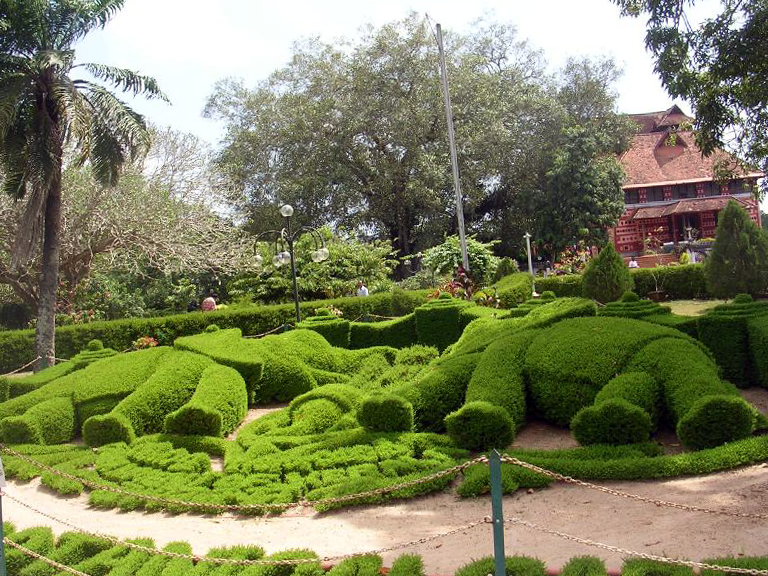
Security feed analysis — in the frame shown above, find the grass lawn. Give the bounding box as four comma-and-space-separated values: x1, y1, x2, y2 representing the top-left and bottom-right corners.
666, 299, 725, 316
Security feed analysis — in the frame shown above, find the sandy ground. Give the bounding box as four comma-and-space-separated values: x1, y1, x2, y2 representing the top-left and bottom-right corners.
5, 391, 768, 575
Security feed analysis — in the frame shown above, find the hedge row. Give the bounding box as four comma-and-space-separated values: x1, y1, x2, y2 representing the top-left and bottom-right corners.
0, 290, 428, 373
533, 264, 708, 299
495, 273, 534, 308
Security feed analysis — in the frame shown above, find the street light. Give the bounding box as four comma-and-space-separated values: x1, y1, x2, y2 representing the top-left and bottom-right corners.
253, 204, 329, 323
523, 232, 537, 297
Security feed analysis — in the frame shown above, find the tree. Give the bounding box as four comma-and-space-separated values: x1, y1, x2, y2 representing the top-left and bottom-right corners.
705, 200, 768, 298
613, 0, 768, 196
0, 0, 165, 368
582, 243, 634, 303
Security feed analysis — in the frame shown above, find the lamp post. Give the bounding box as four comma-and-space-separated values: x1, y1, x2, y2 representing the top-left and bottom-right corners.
253, 204, 329, 323
523, 232, 537, 297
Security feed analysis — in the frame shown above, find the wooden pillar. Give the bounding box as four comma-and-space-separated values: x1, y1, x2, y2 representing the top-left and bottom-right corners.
639, 188, 647, 203
663, 186, 673, 201
695, 182, 705, 198
671, 215, 678, 244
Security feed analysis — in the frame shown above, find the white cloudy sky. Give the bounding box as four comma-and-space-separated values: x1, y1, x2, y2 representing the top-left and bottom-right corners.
74, 0, 721, 145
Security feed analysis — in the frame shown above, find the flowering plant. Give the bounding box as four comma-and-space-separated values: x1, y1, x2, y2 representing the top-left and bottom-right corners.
132, 336, 159, 349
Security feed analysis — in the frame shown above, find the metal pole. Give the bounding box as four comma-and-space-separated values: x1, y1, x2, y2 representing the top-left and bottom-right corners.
436, 23, 469, 272
524, 232, 536, 296
286, 217, 301, 324
0, 455, 7, 576
489, 450, 506, 576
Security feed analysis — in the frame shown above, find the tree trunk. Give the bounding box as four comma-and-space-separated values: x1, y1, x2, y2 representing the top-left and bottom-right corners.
34, 173, 62, 371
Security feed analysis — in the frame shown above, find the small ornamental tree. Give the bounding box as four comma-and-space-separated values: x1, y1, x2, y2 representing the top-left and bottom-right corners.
706, 200, 768, 298
582, 243, 633, 303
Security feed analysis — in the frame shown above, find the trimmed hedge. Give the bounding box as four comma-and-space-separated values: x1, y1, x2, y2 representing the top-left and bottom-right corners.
348, 314, 417, 349
0, 395, 75, 445
535, 274, 583, 297
357, 394, 414, 432
444, 401, 515, 451
496, 273, 534, 308
0, 290, 427, 373
643, 313, 698, 338
163, 364, 248, 437
0, 360, 76, 401
748, 314, 768, 388
82, 350, 213, 446
561, 557, 608, 576
296, 316, 350, 348
598, 298, 671, 319
697, 297, 768, 387
389, 554, 426, 576
570, 398, 653, 446
455, 555, 546, 576
627, 337, 756, 449
414, 298, 471, 352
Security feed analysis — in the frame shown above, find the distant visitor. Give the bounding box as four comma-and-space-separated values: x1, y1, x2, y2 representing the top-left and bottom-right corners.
201, 292, 218, 312
356, 281, 369, 297
628, 257, 639, 268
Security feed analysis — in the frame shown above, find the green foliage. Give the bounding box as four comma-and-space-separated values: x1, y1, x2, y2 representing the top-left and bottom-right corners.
643, 313, 699, 338
621, 558, 694, 576
677, 395, 756, 450
348, 314, 417, 349
164, 364, 248, 436
4, 527, 55, 574
357, 395, 414, 432
422, 235, 500, 285
631, 264, 708, 299
594, 372, 661, 426
705, 201, 768, 298
414, 298, 470, 352
455, 555, 546, 576
296, 316, 351, 348
535, 274, 584, 296
0, 396, 75, 444
444, 401, 515, 451
327, 554, 382, 576
1, 360, 77, 401
598, 298, 671, 319
748, 315, 768, 388
571, 398, 653, 446
700, 556, 768, 576
582, 243, 633, 303
389, 554, 426, 576
496, 273, 534, 308
561, 556, 608, 576
0, 290, 427, 374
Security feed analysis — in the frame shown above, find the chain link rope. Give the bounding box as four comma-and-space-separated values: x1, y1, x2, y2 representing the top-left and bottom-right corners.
1, 488, 488, 566
0, 445, 485, 513
504, 516, 768, 576
499, 454, 768, 521
4, 538, 93, 576
243, 323, 293, 339
0, 356, 42, 377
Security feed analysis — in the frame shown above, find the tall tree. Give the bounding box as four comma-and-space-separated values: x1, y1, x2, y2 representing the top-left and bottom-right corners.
613, 0, 768, 196
0, 0, 166, 368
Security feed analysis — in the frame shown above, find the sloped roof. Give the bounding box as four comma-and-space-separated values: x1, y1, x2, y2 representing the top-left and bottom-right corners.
630, 196, 752, 220
620, 131, 762, 188
629, 105, 692, 134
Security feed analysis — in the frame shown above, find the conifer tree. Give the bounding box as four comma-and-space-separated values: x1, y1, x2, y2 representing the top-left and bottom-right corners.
706, 201, 768, 298
582, 243, 633, 303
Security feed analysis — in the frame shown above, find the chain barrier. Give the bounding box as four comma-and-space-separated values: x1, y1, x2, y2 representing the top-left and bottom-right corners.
0, 356, 42, 377
0, 445, 486, 513
243, 323, 294, 339
504, 516, 768, 576
499, 454, 768, 521
1, 488, 488, 566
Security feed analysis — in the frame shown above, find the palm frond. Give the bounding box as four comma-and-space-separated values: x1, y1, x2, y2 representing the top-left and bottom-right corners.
88, 119, 124, 187
82, 82, 152, 154
0, 73, 30, 137
31, 49, 75, 73
49, 77, 91, 148
61, 0, 126, 46
9, 185, 46, 272
78, 63, 169, 101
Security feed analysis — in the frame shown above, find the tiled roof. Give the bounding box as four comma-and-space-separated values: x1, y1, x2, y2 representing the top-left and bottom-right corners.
619, 131, 761, 188
628, 105, 692, 134
630, 196, 752, 220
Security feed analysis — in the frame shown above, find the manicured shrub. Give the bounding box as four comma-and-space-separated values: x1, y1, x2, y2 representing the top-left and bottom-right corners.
327, 554, 382, 575
82, 412, 136, 446
83, 351, 213, 446
582, 243, 633, 303
465, 330, 538, 429
414, 298, 470, 352
631, 264, 708, 299
401, 352, 482, 432
561, 556, 608, 576
627, 337, 756, 449
357, 394, 414, 432
598, 299, 671, 319
571, 398, 653, 446
643, 314, 698, 338
389, 554, 426, 576
348, 314, 417, 349
455, 555, 546, 576
748, 315, 768, 388
496, 273, 534, 308
0, 396, 75, 445
70, 339, 117, 370
621, 558, 694, 576
700, 556, 768, 576
594, 372, 661, 426
444, 401, 515, 451
288, 384, 364, 416
535, 274, 584, 297
296, 316, 351, 348
5, 527, 55, 574
164, 364, 248, 436
394, 345, 439, 366
705, 200, 768, 298
1, 360, 77, 401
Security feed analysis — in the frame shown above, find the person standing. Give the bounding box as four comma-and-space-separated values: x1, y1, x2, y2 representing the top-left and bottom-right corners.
628, 257, 639, 269
201, 292, 218, 312
356, 281, 369, 297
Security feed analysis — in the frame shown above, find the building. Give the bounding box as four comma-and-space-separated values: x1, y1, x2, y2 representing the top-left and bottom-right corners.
609, 105, 763, 256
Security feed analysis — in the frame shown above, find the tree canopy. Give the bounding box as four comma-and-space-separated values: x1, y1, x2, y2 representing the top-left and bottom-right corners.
613, 0, 768, 196
205, 14, 633, 274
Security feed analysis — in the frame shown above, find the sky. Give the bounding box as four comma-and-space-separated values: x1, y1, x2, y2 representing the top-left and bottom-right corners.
73, 0, 720, 146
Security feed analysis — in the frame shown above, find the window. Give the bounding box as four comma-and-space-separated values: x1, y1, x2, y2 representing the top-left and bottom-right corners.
625, 190, 639, 204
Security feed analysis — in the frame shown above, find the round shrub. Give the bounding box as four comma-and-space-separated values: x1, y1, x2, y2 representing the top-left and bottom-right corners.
570, 399, 653, 446
291, 399, 344, 434
540, 291, 556, 301
677, 395, 755, 450
82, 413, 135, 446
438, 292, 453, 299
594, 371, 661, 426
621, 291, 640, 302
444, 401, 515, 451
86, 339, 104, 351
394, 345, 439, 366
204, 324, 220, 332
734, 293, 754, 304
455, 555, 545, 576
582, 243, 633, 303
357, 394, 414, 432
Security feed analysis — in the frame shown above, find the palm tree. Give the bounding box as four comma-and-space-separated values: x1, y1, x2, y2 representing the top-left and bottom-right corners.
0, 0, 166, 369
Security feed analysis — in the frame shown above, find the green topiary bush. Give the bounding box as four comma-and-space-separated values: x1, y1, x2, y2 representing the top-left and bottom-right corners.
296, 316, 351, 348
705, 200, 768, 298
570, 398, 653, 446
389, 554, 426, 576
496, 273, 534, 308
677, 395, 756, 450
582, 243, 633, 303
455, 555, 546, 576
357, 394, 414, 432
561, 556, 608, 576
414, 298, 471, 352
0, 396, 75, 445
621, 558, 694, 576
348, 314, 417, 349
594, 371, 661, 426
327, 553, 382, 576
444, 401, 515, 451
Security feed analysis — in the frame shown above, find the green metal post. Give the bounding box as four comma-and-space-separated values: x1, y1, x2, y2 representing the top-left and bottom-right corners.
489, 450, 506, 576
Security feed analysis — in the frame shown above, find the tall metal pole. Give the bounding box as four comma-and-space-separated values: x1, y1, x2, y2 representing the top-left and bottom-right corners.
436, 23, 470, 272
286, 217, 301, 324
0, 455, 7, 576
524, 232, 536, 296
489, 450, 506, 576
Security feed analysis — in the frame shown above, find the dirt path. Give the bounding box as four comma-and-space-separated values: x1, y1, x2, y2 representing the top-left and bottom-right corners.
5, 394, 768, 575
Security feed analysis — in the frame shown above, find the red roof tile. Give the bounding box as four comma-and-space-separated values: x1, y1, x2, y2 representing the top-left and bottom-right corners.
630, 196, 753, 220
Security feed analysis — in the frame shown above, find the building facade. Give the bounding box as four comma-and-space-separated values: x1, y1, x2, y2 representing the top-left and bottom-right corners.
609, 105, 762, 256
